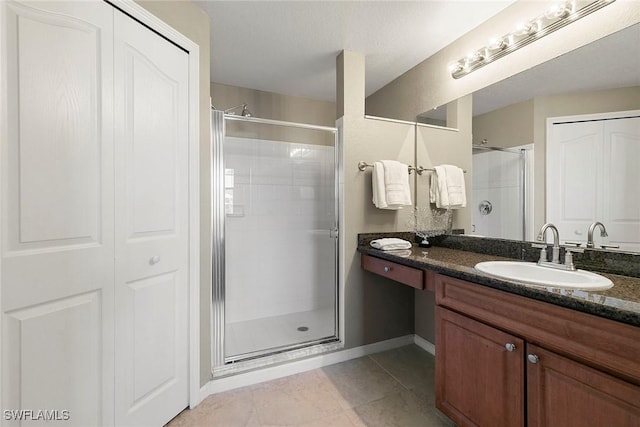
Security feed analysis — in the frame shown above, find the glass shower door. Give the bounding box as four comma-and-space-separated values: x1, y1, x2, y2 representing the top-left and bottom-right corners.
471, 146, 527, 240
213, 113, 339, 364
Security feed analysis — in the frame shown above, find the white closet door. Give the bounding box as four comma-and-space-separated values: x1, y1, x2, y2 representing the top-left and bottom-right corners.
113, 10, 189, 427
547, 121, 603, 245
1, 1, 114, 426
602, 117, 640, 252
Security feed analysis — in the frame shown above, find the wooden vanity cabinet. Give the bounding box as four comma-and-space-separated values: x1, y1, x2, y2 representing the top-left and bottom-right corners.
436, 307, 524, 426
435, 273, 640, 427
527, 344, 640, 426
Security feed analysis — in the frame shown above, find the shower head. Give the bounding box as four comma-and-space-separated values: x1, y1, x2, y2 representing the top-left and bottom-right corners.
224, 103, 252, 117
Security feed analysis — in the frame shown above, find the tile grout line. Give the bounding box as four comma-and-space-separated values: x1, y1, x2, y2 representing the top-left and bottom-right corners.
365, 354, 414, 394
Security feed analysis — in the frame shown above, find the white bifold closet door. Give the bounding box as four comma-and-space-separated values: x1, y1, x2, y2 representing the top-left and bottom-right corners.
2, 2, 116, 426
113, 9, 189, 427
1, 1, 189, 426
547, 115, 640, 251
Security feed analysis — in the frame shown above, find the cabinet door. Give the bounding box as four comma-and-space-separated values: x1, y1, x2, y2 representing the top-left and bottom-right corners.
113, 9, 189, 427
527, 344, 640, 427
1, 2, 115, 425
436, 307, 524, 427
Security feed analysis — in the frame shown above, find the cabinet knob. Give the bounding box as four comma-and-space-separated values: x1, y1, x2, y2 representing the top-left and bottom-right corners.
383, 266, 391, 272
505, 343, 516, 352
527, 354, 540, 364
150, 255, 161, 265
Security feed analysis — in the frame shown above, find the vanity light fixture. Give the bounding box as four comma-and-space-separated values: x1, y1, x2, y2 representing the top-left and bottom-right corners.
449, 0, 615, 79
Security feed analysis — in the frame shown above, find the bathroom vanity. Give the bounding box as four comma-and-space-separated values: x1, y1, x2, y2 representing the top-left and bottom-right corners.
359, 244, 640, 426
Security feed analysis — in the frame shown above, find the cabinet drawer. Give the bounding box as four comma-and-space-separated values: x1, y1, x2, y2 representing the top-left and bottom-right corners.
435, 273, 640, 385
361, 254, 424, 290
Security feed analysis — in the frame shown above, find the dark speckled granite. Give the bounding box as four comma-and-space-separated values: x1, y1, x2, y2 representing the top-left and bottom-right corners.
368, 232, 640, 278
358, 236, 640, 328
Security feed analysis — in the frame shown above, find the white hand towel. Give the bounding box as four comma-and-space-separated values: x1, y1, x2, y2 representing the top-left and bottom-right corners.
431, 166, 449, 208
381, 160, 412, 208
370, 238, 412, 251
372, 162, 390, 209
442, 165, 466, 208
430, 165, 466, 209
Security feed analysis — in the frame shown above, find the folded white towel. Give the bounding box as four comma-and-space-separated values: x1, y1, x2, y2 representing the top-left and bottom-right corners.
430, 165, 466, 209
372, 162, 395, 210
382, 160, 412, 208
370, 238, 412, 251
371, 160, 412, 210
385, 249, 412, 257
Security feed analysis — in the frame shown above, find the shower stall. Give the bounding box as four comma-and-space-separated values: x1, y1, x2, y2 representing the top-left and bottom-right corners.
471, 145, 532, 241
211, 110, 340, 371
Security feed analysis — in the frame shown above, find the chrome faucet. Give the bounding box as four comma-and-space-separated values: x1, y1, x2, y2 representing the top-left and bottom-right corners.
586, 222, 608, 248
537, 223, 560, 264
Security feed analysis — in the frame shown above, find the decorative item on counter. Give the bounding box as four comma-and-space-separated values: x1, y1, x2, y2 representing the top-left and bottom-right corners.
407, 206, 453, 247
369, 238, 412, 251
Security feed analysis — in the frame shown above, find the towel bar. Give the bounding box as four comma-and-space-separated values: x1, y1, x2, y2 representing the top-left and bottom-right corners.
358, 161, 423, 175
357, 161, 466, 175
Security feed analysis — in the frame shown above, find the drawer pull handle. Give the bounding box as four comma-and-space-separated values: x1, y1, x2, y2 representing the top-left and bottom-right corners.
150, 255, 161, 265
505, 343, 516, 352
384, 266, 391, 272
527, 354, 540, 364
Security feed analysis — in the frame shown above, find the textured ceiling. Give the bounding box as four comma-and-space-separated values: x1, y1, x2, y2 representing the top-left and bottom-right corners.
196, 1, 517, 102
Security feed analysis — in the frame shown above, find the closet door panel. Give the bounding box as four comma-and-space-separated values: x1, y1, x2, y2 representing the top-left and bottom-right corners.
547, 121, 602, 245
603, 117, 640, 252
1, 1, 114, 425
114, 9, 189, 427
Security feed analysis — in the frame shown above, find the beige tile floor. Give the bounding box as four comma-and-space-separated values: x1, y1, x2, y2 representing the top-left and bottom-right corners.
166, 345, 455, 427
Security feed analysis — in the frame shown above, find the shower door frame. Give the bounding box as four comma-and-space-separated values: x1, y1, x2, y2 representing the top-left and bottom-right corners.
210, 110, 341, 372
471, 145, 530, 241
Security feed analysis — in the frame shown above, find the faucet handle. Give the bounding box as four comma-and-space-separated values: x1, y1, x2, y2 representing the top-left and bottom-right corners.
531, 243, 548, 263
564, 247, 584, 254
564, 241, 582, 247
601, 244, 619, 249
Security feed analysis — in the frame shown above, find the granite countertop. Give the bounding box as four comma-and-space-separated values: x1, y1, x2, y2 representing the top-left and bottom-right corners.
358, 244, 640, 328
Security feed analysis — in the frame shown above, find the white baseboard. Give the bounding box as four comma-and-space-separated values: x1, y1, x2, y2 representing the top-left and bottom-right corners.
197, 334, 415, 404
413, 334, 436, 356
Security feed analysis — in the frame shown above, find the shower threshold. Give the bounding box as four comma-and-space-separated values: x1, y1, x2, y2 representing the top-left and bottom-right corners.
224, 308, 336, 363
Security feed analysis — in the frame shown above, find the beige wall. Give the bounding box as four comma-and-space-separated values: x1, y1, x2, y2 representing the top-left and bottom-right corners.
473, 99, 534, 148
211, 82, 335, 127
134, 0, 212, 387
211, 83, 336, 146
366, 0, 640, 121
338, 51, 416, 346
413, 95, 472, 343
338, 51, 473, 346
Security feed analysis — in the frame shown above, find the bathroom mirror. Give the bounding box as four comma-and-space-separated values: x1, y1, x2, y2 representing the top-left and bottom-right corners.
443, 24, 640, 252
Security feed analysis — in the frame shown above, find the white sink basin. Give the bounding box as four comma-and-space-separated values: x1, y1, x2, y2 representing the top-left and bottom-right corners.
474, 261, 613, 290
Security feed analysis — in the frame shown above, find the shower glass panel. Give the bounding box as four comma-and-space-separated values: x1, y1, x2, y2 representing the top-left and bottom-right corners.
471, 146, 527, 240
214, 113, 339, 364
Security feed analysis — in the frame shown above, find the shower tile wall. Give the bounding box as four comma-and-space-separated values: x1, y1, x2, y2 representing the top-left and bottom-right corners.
471, 150, 523, 240
224, 137, 335, 326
